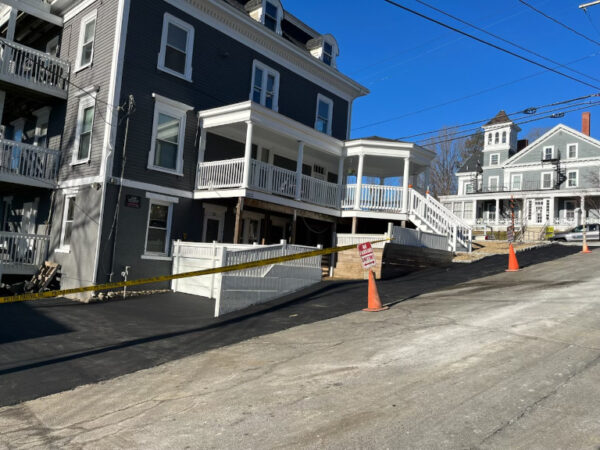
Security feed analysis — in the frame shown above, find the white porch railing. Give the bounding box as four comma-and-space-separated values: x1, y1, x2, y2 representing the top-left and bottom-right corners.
196, 157, 245, 189
0, 38, 70, 98
0, 138, 60, 184
250, 159, 297, 198
409, 190, 472, 252
0, 232, 49, 270
300, 175, 338, 208
341, 184, 404, 212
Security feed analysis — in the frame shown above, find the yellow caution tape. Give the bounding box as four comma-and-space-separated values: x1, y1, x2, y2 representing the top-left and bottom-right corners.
0, 239, 390, 304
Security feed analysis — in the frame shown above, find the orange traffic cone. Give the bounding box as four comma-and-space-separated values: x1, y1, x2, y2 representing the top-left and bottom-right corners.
363, 270, 389, 312
506, 243, 520, 272
582, 241, 592, 254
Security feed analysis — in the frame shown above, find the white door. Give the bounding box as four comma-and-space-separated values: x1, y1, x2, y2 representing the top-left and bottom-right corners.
564, 200, 576, 222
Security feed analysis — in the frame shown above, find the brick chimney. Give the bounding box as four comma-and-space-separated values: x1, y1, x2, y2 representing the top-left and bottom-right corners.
582, 111, 591, 136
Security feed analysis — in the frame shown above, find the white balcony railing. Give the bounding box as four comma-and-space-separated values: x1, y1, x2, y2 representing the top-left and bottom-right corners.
196, 157, 245, 189
300, 174, 338, 208
0, 138, 60, 185
341, 184, 404, 212
251, 159, 297, 198
0, 38, 70, 98
0, 232, 49, 271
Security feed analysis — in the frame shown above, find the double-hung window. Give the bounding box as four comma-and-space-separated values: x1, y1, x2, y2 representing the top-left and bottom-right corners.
541, 172, 553, 189
158, 13, 194, 81
250, 61, 279, 111
148, 95, 193, 175
59, 194, 76, 251
511, 174, 522, 191
322, 42, 333, 66
76, 10, 96, 71
264, 1, 279, 32
567, 170, 578, 188
567, 143, 578, 159
489, 153, 499, 166
145, 200, 172, 256
543, 146, 554, 161
315, 94, 333, 135
72, 96, 95, 164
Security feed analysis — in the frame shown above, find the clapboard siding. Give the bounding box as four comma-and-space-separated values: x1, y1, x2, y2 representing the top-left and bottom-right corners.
57, 0, 120, 182
112, 0, 349, 191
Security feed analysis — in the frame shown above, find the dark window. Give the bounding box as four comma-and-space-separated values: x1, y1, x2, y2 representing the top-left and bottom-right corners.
264, 2, 278, 31
165, 23, 188, 74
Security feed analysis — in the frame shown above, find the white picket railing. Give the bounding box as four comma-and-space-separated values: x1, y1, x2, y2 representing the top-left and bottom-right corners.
0, 232, 49, 269
300, 175, 338, 208
335, 233, 390, 249
251, 159, 297, 199
197, 157, 245, 189
0, 138, 60, 184
0, 38, 70, 98
409, 190, 472, 252
341, 184, 356, 209
341, 184, 403, 212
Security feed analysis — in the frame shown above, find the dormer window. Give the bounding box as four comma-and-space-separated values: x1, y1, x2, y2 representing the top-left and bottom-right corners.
307, 34, 339, 68
323, 42, 333, 66
246, 0, 283, 35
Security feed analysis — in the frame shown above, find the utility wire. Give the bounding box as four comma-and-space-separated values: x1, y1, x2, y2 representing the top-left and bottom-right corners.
352, 51, 600, 131
381, 0, 600, 90
583, 8, 600, 38
399, 92, 600, 140
518, 0, 600, 47
415, 0, 600, 83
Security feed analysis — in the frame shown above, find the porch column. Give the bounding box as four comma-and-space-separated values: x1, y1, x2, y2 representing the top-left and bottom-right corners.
0, 91, 5, 128
401, 157, 410, 212
295, 141, 304, 201
549, 196, 555, 225
197, 128, 207, 163
354, 154, 364, 210
241, 121, 253, 189
6, 8, 17, 42
424, 167, 431, 192
473, 199, 477, 224
336, 156, 344, 206
495, 198, 500, 225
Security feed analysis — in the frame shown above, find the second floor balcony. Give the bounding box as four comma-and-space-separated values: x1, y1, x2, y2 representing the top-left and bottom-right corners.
0, 138, 60, 187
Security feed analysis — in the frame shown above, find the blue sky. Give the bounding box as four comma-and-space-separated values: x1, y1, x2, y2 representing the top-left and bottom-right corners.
286, 0, 600, 143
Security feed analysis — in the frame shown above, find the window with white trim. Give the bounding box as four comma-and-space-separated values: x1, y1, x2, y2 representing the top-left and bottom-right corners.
75, 10, 96, 71
541, 172, 553, 189
487, 133, 492, 145
264, 1, 279, 31
315, 94, 333, 135
250, 61, 280, 111
489, 153, 499, 166
488, 176, 499, 191
60, 194, 76, 250
148, 97, 190, 175
145, 200, 173, 255
543, 146, 554, 161
511, 174, 522, 191
72, 96, 95, 164
567, 143, 578, 159
322, 41, 334, 66
567, 170, 578, 188
158, 13, 194, 81
502, 131, 507, 143
494, 132, 499, 144
464, 182, 474, 194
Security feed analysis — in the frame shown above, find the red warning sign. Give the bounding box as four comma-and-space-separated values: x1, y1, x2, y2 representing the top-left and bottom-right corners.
357, 242, 376, 270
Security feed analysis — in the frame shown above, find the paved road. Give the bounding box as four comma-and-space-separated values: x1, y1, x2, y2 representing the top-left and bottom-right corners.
2, 244, 598, 448
0, 245, 577, 409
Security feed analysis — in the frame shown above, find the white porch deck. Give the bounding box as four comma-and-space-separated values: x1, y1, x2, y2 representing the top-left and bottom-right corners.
0, 138, 60, 188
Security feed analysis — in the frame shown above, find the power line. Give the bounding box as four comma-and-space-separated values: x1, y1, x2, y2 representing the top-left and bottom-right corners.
399, 93, 600, 140
583, 8, 600, 38
381, 0, 600, 90
351, 51, 600, 131
420, 101, 600, 148
518, 0, 600, 47
414, 0, 600, 83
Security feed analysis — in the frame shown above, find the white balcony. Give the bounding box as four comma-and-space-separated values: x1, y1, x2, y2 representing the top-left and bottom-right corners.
0, 138, 60, 187
0, 37, 70, 98
0, 231, 49, 275
342, 184, 404, 212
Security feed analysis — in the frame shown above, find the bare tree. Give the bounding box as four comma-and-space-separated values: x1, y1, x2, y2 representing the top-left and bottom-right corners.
425, 128, 467, 197
525, 127, 551, 142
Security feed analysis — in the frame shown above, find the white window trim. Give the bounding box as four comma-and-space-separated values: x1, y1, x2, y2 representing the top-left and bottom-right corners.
249, 60, 280, 112
487, 176, 499, 190
58, 193, 77, 252
541, 171, 554, 189
261, 0, 283, 35
543, 145, 555, 161
148, 96, 192, 176
511, 174, 522, 191
567, 143, 578, 159
566, 169, 579, 188
157, 13, 195, 82
71, 96, 96, 165
74, 10, 97, 72
489, 153, 500, 166
143, 199, 174, 257
202, 203, 226, 242
315, 93, 334, 136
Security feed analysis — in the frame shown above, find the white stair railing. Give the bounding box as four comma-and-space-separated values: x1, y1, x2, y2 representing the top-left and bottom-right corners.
409, 189, 472, 252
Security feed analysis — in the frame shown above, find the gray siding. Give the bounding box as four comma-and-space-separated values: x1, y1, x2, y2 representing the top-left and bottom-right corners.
511, 129, 600, 164
111, 0, 349, 190
57, 0, 120, 182
482, 168, 504, 188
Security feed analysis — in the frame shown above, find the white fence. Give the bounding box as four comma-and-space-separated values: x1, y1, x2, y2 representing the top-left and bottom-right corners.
0, 232, 49, 273
0, 139, 61, 184
0, 37, 70, 98
171, 240, 322, 317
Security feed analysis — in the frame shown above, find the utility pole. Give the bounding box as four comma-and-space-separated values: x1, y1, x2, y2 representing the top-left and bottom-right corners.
579, 1, 600, 9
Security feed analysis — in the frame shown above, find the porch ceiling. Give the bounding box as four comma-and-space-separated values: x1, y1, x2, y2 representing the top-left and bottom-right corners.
345, 154, 427, 178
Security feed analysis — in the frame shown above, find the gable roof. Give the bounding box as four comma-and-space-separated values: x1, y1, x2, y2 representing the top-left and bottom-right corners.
457, 151, 482, 174
485, 110, 512, 126
503, 123, 600, 167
